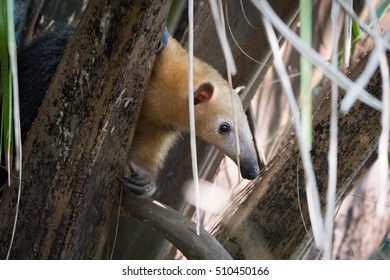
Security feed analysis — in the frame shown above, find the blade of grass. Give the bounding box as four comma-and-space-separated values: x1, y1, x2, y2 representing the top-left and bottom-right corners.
0, 1, 12, 167
300, 0, 313, 151
8, 0, 21, 172
188, 0, 201, 236
0, 0, 13, 181
209, 0, 237, 75
351, 19, 360, 40
219, 0, 241, 183
2, 0, 23, 260
323, 0, 341, 260
343, 0, 352, 68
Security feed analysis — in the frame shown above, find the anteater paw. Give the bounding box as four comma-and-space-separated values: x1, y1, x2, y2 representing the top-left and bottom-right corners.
118, 162, 156, 196
117, 176, 157, 196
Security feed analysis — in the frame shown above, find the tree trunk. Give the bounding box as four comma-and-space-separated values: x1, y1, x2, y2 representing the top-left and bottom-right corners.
0, 0, 171, 259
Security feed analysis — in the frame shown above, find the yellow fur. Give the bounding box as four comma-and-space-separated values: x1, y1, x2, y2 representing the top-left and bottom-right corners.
129, 37, 257, 180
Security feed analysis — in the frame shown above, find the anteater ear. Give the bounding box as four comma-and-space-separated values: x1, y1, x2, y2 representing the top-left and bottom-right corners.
194, 82, 214, 105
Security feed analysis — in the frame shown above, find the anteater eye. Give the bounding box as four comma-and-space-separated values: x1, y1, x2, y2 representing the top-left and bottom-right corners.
219, 123, 231, 135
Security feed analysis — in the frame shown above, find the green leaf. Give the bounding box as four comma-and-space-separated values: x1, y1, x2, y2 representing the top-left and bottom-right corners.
0, 0, 14, 174
351, 19, 360, 40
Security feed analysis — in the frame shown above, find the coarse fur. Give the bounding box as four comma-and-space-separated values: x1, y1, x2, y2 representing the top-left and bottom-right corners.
0, 25, 73, 187
127, 37, 259, 194
14, 0, 31, 46
2, 21, 259, 194
17, 25, 73, 141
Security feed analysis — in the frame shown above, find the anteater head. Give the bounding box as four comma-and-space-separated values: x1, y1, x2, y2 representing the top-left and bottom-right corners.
191, 66, 260, 180
149, 37, 260, 180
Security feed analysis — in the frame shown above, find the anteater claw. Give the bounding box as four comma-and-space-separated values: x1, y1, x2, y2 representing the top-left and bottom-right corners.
118, 161, 156, 196
117, 176, 157, 196
155, 26, 169, 53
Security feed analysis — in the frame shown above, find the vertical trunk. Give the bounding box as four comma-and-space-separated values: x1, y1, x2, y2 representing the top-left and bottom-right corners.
0, 0, 171, 259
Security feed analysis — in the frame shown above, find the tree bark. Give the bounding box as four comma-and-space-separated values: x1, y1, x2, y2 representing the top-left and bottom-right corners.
0, 0, 171, 259
212, 51, 387, 259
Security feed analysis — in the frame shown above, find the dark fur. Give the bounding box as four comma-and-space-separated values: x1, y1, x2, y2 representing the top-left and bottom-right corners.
17, 25, 74, 141
14, 0, 31, 46
1, 5, 73, 186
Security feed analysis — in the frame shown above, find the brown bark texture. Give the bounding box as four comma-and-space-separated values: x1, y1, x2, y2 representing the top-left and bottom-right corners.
0, 0, 171, 259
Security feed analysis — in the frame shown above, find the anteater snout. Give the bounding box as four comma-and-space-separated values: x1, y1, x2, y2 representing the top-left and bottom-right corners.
244, 170, 258, 180
240, 161, 259, 180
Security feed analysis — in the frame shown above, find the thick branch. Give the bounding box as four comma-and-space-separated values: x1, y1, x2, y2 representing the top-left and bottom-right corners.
121, 189, 232, 260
